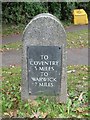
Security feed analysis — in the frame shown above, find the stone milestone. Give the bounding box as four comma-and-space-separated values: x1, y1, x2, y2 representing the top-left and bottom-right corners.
22, 13, 67, 103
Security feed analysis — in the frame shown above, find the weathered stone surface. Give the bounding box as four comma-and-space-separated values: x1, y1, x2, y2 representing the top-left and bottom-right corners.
22, 13, 67, 103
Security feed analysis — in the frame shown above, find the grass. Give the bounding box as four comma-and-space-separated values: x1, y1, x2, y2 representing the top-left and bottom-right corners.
2, 22, 72, 37
67, 29, 88, 48
1, 41, 22, 51
2, 27, 88, 51
1, 65, 89, 118
1, 24, 89, 118
2, 24, 25, 36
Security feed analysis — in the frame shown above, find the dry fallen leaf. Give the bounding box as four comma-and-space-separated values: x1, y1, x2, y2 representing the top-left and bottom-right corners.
6, 48, 9, 50
10, 64, 15, 68
71, 41, 74, 44
76, 107, 83, 113
0, 48, 4, 52
31, 111, 40, 118
41, 112, 48, 118
0, 76, 5, 81
82, 77, 87, 80
29, 100, 38, 107
78, 92, 85, 101
9, 109, 17, 117
4, 112, 10, 117
67, 70, 76, 73
81, 44, 84, 47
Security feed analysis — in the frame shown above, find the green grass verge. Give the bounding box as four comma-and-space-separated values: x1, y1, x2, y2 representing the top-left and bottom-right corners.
2, 24, 25, 36
1, 65, 89, 118
67, 29, 88, 48
2, 22, 72, 36
2, 29, 88, 50
1, 41, 22, 50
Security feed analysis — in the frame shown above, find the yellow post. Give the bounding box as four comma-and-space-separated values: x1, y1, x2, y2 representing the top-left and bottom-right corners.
73, 9, 88, 25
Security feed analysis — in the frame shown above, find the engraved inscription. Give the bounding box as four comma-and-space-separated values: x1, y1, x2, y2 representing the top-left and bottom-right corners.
27, 46, 62, 95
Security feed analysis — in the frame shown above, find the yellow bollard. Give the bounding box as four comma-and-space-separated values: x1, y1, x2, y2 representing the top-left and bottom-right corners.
73, 9, 88, 25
